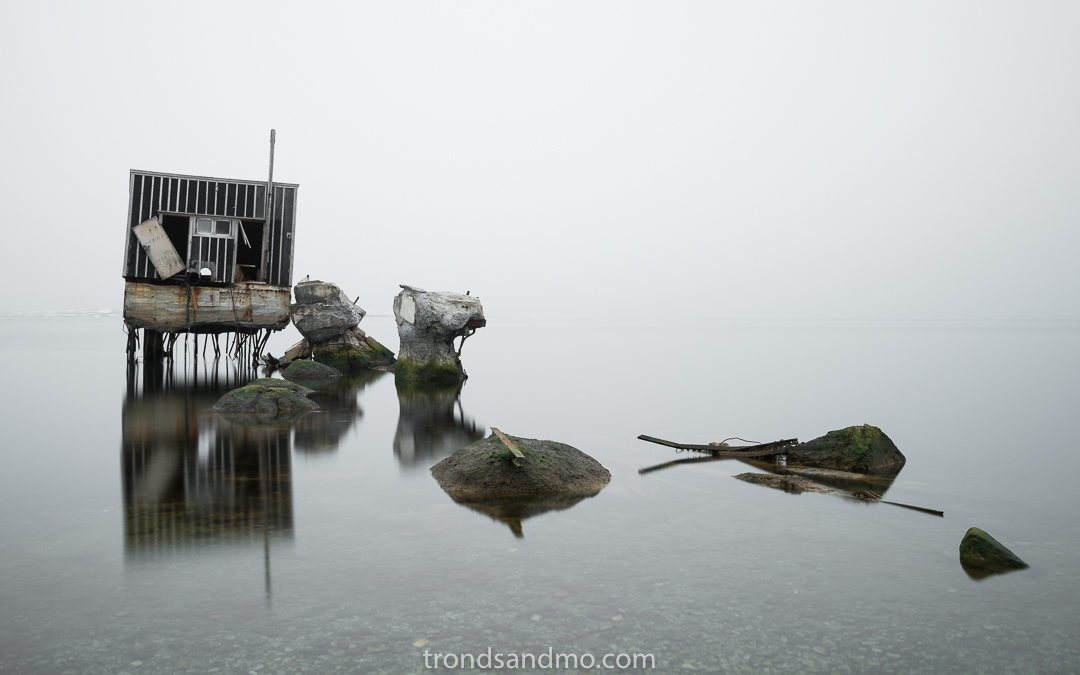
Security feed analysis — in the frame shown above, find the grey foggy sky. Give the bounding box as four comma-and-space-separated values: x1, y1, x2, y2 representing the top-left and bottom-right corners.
2, 1, 1077, 320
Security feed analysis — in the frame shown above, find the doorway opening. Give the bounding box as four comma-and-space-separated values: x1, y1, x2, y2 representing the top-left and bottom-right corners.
235, 220, 266, 282
159, 215, 190, 263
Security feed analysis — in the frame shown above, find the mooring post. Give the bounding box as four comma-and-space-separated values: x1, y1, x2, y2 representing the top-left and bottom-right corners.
142, 329, 165, 362
125, 325, 137, 364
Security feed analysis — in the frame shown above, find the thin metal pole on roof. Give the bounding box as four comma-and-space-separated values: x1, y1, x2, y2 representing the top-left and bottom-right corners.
266, 129, 276, 222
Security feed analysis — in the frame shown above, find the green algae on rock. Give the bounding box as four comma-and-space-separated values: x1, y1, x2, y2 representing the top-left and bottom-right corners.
246, 378, 314, 394
282, 359, 342, 384
393, 285, 485, 384
288, 279, 397, 375
312, 330, 395, 374
959, 527, 1029, 572
394, 357, 466, 385
431, 433, 610, 498
784, 424, 905, 473
212, 384, 319, 416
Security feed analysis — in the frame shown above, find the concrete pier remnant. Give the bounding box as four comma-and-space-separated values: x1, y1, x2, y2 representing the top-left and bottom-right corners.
393, 285, 486, 384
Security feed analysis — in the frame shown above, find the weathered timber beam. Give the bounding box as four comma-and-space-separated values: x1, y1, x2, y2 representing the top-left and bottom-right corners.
637, 435, 799, 455
491, 428, 526, 460
841, 495, 944, 517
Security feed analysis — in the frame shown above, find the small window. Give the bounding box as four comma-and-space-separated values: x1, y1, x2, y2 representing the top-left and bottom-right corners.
192, 217, 235, 238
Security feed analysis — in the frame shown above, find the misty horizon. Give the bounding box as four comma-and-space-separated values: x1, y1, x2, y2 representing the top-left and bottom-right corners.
3, 2, 1077, 321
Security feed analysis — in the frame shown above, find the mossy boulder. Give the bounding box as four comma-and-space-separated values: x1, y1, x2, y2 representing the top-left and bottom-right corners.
246, 378, 314, 394
431, 433, 610, 497
312, 331, 395, 374
784, 425, 905, 473
212, 385, 318, 416
959, 527, 1028, 572
282, 359, 342, 385
394, 357, 465, 385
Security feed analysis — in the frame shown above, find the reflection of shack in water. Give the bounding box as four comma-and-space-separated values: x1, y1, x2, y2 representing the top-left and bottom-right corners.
293, 371, 386, 454
122, 379, 294, 562
393, 381, 484, 467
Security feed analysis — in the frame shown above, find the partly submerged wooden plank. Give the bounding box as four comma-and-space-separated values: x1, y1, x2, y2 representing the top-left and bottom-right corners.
637, 435, 799, 456
123, 281, 290, 332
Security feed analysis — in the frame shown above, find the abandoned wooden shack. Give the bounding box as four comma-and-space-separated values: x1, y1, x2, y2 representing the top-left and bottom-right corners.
122, 168, 299, 361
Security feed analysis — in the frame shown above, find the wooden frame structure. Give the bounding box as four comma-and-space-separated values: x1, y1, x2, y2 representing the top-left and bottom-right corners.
121, 169, 298, 342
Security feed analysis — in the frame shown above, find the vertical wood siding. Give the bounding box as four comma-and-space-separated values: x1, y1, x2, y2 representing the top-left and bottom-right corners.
123, 170, 298, 286
188, 234, 237, 283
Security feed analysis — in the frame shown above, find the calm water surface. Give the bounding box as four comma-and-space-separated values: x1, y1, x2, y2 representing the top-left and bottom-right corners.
0, 316, 1077, 674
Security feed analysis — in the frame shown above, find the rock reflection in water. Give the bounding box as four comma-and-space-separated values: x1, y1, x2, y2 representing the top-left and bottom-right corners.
738, 459, 903, 497
960, 562, 1024, 581
293, 370, 386, 454
447, 492, 602, 538
121, 362, 295, 564
393, 381, 483, 467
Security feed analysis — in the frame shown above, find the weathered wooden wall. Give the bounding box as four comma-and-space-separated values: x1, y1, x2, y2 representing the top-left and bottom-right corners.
123, 281, 290, 333
123, 171, 298, 287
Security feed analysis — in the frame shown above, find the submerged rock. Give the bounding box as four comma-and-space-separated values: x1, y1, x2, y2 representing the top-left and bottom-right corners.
294, 370, 385, 454
431, 433, 609, 498
959, 527, 1029, 573
282, 359, 342, 386
784, 425, 905, 473
394, 285, 485, 384
734, 472, 835, 493
212, 384, 318, 416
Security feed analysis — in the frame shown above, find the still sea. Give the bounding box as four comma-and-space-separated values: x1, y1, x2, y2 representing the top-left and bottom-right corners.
0, 316, 1077, 674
